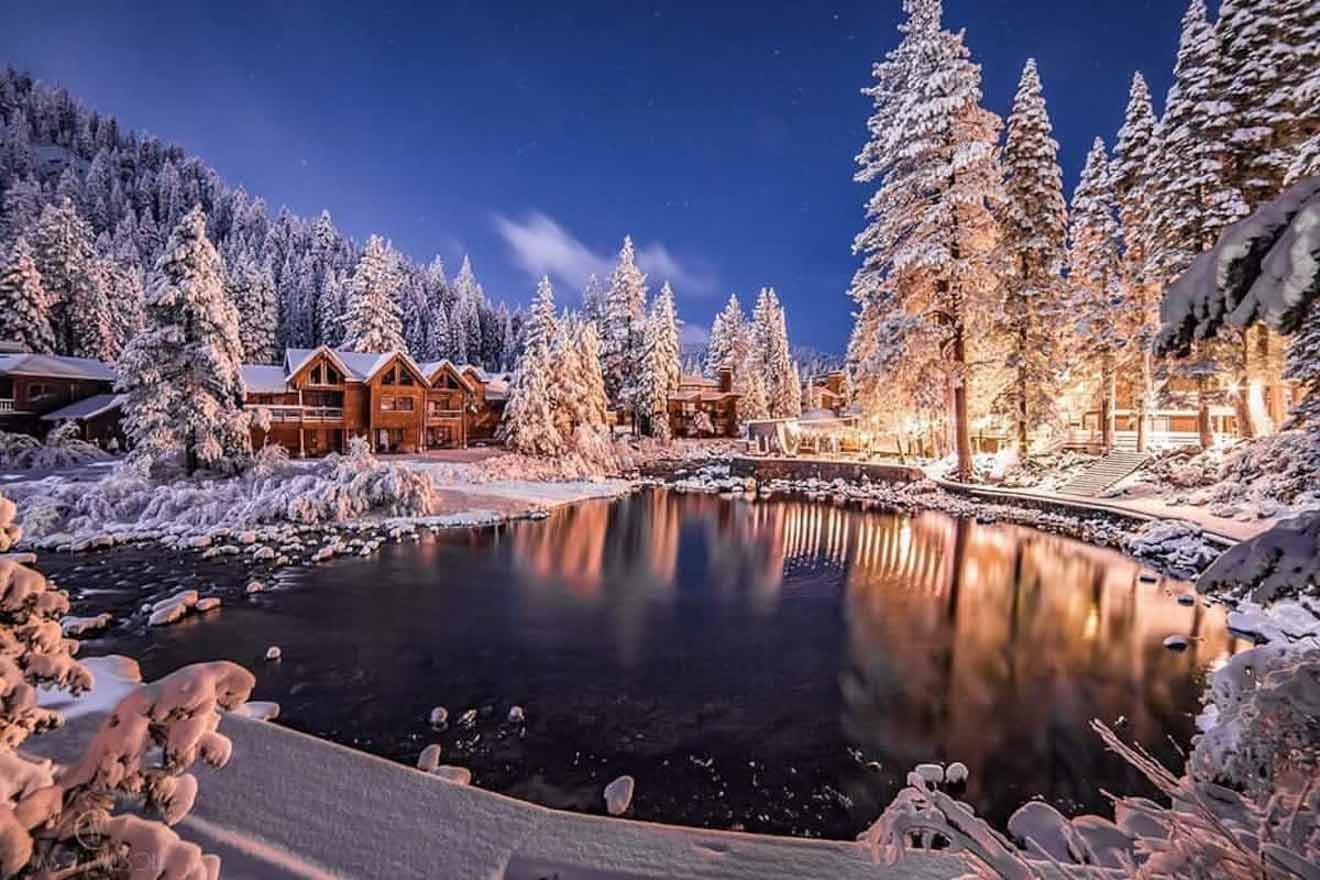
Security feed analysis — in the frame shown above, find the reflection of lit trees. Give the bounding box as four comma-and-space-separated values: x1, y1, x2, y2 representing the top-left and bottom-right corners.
839, 514, 1249, 821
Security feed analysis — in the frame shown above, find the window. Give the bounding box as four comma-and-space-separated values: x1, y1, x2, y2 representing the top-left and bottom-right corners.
381, 396, 414, 412
399, 369, 414, 386
310, 365, 322, 384
28, 383, 54, 402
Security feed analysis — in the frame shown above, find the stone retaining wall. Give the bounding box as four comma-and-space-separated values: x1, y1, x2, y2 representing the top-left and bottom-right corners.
729, 455, 925, 484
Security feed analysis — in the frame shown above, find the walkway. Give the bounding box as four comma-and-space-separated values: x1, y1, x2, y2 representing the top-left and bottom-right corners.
931, 477, 1275, 545
28, 705, 959, 880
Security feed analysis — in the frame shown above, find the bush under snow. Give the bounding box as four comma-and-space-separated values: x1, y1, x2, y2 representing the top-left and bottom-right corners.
0, 426, 111, 471
6, 436, 434, 544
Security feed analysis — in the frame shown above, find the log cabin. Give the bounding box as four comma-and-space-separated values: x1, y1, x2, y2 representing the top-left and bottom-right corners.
0, 350, 119, 442
243, 346, 509, 456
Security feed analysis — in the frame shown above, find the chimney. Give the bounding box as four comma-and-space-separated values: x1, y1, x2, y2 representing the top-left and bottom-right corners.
718, 366, 733, 393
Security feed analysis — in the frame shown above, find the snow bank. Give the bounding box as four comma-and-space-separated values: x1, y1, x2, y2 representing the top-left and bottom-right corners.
1199, 511, 1320, 603
6, 438, 434, 547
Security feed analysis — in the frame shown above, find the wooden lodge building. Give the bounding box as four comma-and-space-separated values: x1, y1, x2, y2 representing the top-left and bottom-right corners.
667, 368, 740, 438
242, 346, 510, 456
0, 348, 125, 446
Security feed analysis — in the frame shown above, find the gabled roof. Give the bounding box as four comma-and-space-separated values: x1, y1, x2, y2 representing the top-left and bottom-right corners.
284, 346, 427, 385
419, 359, 476, 392
241, 364, 291, 394
40, 393, 124, 422
0, 353, 116, 382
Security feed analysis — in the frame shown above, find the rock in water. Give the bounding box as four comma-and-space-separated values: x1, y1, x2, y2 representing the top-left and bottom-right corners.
232, 701, 280, 721
508, 705, 525, 723
194, 597, 222, 612
913, 763, 945, 785
432, 765, 471, 785
945, 762, 969, 785
417, 744, 443, 772
1163, 634, 1189, 651
1176, 593, 1196, 606
457, 708, 478, 728
245, 580, 266, 594
265, 645, 282, 662
604, 775, 635, 816
429, 706, 448, 727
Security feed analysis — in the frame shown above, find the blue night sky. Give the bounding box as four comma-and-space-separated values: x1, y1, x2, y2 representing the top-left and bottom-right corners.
4, 1, 1188, 353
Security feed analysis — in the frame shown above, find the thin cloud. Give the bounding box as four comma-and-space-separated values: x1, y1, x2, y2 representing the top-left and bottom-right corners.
679, 322, 710, 346
493, 211, 716, 297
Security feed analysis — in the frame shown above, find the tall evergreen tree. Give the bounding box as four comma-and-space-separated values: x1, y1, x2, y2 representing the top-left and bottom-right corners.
227, 252, 279, 363
31, 197, 105, 355
846, 0, 1002, 479
502, 276, 562, 455
637, 281, 681, 438
0, 236, 55, 353
118, 207, 249, 473
600, 236, 649, 416
705, 293, 745, 377
754, 288, 800, 419
341, 235, 405, 353
1068, 139, 1129, 450
996, 58, 1068, 453
1113, 71, 1160, 450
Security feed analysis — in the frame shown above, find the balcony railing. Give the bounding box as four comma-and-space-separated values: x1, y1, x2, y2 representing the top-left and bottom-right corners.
426, 409, 464, 421
258, 405, 345, 424
0, 398, 14, 413
1064, 428, 1212, 450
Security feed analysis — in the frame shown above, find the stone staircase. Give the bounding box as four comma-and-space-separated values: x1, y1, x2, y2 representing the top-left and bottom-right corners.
1057, 450, 1152, 497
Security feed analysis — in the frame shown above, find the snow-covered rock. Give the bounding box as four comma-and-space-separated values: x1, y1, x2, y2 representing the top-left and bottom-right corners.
417, 744, 443, 772
429, 706, 448, 727
432, 765, 471, 785
61, 613, 112, 636
604, 774, 635, 816
231, 701, 280, 721
265, 646, 282, 662
508, 705, 525, 723
194, 597, 221, 612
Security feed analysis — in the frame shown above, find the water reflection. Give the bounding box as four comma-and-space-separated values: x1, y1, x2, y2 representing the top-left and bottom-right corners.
503, 491, 1245, 819
92, 488, 1244, 835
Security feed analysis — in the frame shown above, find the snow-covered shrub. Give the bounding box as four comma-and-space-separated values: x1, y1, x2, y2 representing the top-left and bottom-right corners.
1, 493, 254, 877
6, 436, 435, 544
0, 429, 110, 471
1199, 512, 1320, 603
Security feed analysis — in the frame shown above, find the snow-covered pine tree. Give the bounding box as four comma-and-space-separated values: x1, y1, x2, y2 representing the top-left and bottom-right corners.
98, 252, 143, 361
1068, 139, 1130, 450
754, 288, 800, 419
573, 319, 610, 433
581, 273, 608, 329
1210, 0, 1320, 210
637, 282, 681, 438
600, 236, 649, 418
1146, 0, 1237, 288
0, 236, 55, 353
450, 256, 484, 366
118, 206, 250, 473
342, 235, 406, 353
1113, 71, 1160, 450
227, 251, 279, 363
315, 267, 348, 349
705, 293, 744, 377
846, 0, 1002, 480
996, 58, 1068, 453
501, 276, 562, 455
31, 197, 108, 356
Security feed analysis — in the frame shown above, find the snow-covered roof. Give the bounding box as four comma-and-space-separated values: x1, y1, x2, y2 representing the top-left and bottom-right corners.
670, 390, 738, 403
678, 374, 719, 390
0, 353, 116, 382
40, 393, 124, 422
284, 347, 427, 384
419, 359, 477, 392
241, 365, 291, 394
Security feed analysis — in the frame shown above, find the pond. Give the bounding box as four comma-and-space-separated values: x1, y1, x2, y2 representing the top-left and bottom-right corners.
72, 488, 1245, 839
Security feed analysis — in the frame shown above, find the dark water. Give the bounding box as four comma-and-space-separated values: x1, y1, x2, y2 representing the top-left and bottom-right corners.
71, 489, 1246, 839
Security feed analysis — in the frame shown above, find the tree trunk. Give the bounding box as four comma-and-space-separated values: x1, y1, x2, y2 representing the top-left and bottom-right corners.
1100, 358, 1116, 451
1016, 321, 1030, 457
1196, 374, 1213, 449
1235, 330, 1255, 440
1135, 351, 1151, 452
951, 325, 972, 481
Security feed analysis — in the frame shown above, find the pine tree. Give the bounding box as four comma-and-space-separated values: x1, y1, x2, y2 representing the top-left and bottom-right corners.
846, 0, 1002, 479
450, 256, 484, 365
0, 237, 55, 353
227, 252, 278, 363
600, 236, 649, 416
502, 277, 562, 455
342, 235, 405, 353
1113, 71, 1160, 450
31, 197, 107, 356
996, 59, 1068, 453
100, 255, 144, 361
637, 282, 681, 438
581, 273, 608, 328
1068, 139, 1129, 450
705, 293, 744, 377
118, 207, 250, 474
573, 320, 610, 432
754, 287, 800, 419
1210, 0, 1320, 209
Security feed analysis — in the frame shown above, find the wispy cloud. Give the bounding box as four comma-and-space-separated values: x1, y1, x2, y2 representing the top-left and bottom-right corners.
493, 211, 717, 298
679, 321, 710, 346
